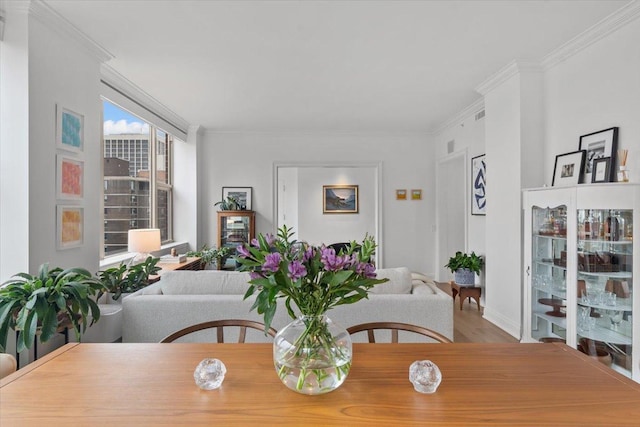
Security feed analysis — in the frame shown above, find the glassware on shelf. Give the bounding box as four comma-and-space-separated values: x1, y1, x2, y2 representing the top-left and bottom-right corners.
608, 310, 623, 330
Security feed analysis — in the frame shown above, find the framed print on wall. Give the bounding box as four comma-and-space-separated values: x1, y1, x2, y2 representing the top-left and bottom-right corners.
579, 127, 618, 183
471, 154, 486, 215
592, 157, 611, 183
396, 189, 407, 200
57, 155, 84, 200
552, 150, 586, 187
222, 187, 252, 210
56, 104, 84, 154
411, 189, 422, 200
323, 185, 358, 214
57, 205, 84, 249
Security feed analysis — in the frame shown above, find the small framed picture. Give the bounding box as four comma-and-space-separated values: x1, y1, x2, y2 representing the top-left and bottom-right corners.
222, 187, 252, 210
592, 157, 611, 183
56, 104, 84, 154
552, 150, 586, 187
323, 185, 358, 214
411, 189, 422, 200
57, 155, 84, 200
57, 205, 84, 249
471, 154, 486, 215
396, 189, 407, 200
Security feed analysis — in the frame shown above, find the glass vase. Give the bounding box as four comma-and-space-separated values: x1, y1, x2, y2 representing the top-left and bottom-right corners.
273, 314, 352, 395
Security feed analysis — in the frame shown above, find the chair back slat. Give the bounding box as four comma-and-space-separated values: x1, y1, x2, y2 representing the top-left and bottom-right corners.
161, 319, 277, 343
347, 322, 452, 344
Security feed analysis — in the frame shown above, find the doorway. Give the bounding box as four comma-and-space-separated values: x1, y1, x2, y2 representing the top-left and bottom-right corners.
436, 151, 467, 282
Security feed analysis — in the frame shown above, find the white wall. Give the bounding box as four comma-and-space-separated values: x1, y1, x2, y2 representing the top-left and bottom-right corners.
433, 105, 486, 262
544, 17, 640, 182
201, 132, 435, 273
27, 14, 103, 274
296, 166, 376, 245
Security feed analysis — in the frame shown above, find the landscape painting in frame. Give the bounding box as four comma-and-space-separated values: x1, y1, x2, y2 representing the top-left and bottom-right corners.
57, 155, 83, 200
56, 104, 84, 153
471, 154, 486, 215
57, 206, 83, 249
323, 185, 358, 214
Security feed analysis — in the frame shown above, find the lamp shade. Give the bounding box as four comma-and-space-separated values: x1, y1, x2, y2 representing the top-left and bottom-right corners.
128, 228, 161, 253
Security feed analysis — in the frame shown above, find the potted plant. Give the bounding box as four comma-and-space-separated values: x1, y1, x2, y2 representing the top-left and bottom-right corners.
214, 196, 240, 211
0, 263, 105, 353
97, 256, 161, 302
444, 251, 484, 285
186, 245, 231, 270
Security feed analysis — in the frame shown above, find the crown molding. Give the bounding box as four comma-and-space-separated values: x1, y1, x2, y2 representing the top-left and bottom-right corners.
29, 0, 113, 62
202, 128, 432, 137
101, 64, 190, 135
475, 60, 542, 96
431, 97, 485, 135
542, 0, 640, 69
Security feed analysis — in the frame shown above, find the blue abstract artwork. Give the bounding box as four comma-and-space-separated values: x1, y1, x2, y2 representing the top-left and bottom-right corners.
472, 154, 486, 215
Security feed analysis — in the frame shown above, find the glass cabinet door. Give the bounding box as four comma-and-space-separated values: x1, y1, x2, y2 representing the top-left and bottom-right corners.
220, 215, 251, 249
531, 205, 568, 342
576, 209, 633, 377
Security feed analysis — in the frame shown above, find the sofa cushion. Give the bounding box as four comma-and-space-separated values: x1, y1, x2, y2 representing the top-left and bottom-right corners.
369, 267, 412, 294
160, 271, 251, 295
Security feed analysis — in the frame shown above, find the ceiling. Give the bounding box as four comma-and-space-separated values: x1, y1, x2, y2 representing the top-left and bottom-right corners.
45, 0, 629, 133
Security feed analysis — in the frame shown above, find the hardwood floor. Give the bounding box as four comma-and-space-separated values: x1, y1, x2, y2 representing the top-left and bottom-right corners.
436, 282, 518, 343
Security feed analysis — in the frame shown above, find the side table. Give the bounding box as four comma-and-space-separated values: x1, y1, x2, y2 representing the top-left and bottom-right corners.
450, 281, 481, 311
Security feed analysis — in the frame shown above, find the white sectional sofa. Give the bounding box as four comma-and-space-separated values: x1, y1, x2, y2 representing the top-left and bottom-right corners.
122, 267, 453, 343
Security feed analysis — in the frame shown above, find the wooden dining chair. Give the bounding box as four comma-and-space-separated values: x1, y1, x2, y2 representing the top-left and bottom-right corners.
347, 322, 453, 343
160, 319, 277, 343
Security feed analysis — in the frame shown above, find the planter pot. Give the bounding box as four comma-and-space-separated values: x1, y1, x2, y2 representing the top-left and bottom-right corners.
454, 268, 475, 285
273, 314, 352, 395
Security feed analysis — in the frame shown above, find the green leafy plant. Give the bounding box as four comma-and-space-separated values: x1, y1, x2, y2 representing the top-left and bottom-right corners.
444, 251, 484, 274
97, 256, 161, 301
186, 245, 231, 269
0, 264, 105, 353
214, 196, 239, 211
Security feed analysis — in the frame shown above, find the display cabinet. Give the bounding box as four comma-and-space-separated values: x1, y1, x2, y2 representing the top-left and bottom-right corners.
523, 184, 639, 382
217, 211, 255, 260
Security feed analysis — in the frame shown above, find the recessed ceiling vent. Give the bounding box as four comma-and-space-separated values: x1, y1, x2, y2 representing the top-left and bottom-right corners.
475, 110, 486, 121
447, 140, 455, 154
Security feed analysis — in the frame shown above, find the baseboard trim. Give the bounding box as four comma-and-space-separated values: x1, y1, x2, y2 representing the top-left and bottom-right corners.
482, 307, 521, 340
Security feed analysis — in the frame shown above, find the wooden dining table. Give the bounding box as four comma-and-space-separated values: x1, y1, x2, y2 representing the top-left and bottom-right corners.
2, 342, 640, 425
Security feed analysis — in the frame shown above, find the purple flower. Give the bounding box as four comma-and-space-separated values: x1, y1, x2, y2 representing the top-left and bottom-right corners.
288, 260, 307, 281
249, 272, 263, 280
265, 233, 276, 246
304, 246, 316, 262
251, 238, 260, 247
262, 252, 282, 273
237, 244, 250, 258
355, 262, 376, 279
320, 247, 351, 271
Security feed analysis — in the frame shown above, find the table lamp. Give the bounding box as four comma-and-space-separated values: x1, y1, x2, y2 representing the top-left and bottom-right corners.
128, 228, 161, 264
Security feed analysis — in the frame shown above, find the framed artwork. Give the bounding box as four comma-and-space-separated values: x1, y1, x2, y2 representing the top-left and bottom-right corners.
396, 189, 407, 200
579, 127, 618, 183
56, 104, 84, 153
57, 205, 84, 249
592, 157, 611, 183
411, 189, 422, 200
471, 154, 486, 216
222, 187, 252, 210
57, 155, 84, 200
552, 150, 586, 187
323, 185, 358, 214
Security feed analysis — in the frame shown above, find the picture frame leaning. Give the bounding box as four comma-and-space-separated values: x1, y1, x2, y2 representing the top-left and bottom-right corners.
552, 150, 586, 187
579, 127, 618, 183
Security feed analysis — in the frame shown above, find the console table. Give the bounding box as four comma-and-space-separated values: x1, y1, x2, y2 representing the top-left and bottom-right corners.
149, 256, 202, 283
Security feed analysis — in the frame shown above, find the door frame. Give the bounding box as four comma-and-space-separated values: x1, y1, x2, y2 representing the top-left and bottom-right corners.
435, 149, 468, 282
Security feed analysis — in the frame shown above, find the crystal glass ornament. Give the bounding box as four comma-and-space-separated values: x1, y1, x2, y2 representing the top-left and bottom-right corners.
409, 360, 442, 394
194, 358, 227, 390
